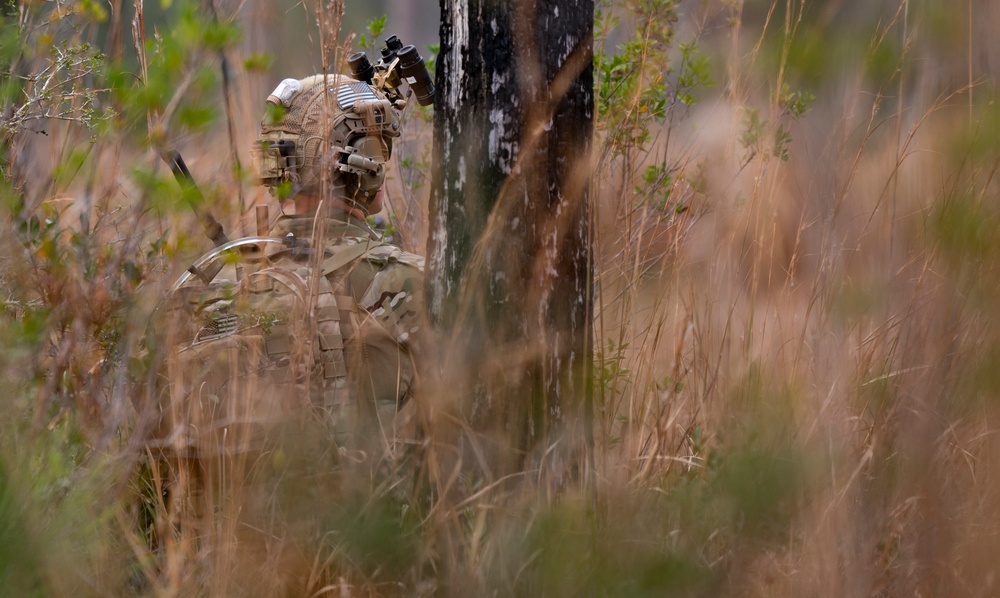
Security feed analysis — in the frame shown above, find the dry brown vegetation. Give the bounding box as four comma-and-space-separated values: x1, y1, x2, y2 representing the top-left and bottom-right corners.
1, 0, 999, 596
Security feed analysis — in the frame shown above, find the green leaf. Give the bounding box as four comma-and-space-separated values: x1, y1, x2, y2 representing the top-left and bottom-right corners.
243, 52, 273, 72
367, 15, 387, 40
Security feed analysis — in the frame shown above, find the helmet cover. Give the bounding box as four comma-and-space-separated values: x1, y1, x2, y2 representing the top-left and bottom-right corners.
253, 74, 402, 205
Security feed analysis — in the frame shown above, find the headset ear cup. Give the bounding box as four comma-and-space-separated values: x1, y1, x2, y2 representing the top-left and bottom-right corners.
352, 136, 388, 195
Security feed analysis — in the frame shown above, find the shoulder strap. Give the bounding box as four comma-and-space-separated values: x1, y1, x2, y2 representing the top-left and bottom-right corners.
320, 239, 382, 277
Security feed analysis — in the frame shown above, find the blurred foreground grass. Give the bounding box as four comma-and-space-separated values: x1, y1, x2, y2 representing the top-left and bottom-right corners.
2, 0, 1000, 596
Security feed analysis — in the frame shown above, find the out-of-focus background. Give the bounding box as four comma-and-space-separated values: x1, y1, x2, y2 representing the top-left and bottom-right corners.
250, 1, 439, 76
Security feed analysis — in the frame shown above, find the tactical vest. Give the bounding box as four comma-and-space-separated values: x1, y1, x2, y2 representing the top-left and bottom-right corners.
157, 218, 424, 457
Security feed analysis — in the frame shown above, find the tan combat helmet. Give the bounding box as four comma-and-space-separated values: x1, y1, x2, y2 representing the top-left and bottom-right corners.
252, 73, 404, 209
252, 36, 434, 213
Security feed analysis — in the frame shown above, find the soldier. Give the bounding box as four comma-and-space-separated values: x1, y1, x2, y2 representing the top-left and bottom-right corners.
133, 38, 436, 593
154, 40, 434, 471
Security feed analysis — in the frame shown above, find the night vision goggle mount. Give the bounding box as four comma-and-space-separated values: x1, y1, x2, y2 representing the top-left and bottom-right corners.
347, 34, 436, 107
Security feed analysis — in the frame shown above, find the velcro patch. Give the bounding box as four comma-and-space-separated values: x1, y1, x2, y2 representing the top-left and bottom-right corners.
336, 81, 378, 110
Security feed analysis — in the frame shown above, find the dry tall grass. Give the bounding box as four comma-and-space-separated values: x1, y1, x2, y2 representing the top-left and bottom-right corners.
1, 0, 999, 596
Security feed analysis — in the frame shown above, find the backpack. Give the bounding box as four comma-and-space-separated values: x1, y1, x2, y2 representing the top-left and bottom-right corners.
156, 226, 423, 456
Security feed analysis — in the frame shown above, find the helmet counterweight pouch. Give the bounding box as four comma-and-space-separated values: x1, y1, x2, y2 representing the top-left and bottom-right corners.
253, 138, 300, 190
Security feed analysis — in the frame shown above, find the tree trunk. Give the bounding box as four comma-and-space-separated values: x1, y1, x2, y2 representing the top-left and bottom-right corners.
427, 0, 594, 474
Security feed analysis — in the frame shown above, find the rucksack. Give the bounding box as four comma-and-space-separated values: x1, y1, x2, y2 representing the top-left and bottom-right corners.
156, 225, 423, 456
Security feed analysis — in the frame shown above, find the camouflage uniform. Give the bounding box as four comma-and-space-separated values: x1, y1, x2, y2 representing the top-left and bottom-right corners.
159, 213, 423, 457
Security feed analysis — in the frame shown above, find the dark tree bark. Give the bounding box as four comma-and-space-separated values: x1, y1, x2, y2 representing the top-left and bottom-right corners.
427, 0, 594, 472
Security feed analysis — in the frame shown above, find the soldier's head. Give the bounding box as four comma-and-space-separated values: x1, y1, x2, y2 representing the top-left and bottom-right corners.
253, 73, 404, 218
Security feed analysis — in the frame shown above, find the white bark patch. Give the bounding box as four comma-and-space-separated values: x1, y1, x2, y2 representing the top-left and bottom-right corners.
448, 0, 469, 109
545, 228, 560, 278
429, 128, 457, 316
488, 107, 514, 173
563, 34, 577, 63
429, 215, 450, 315
490, 71, 507, 94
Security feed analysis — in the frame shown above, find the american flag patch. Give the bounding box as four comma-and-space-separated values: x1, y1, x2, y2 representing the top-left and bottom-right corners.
335, 81, 378, 110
